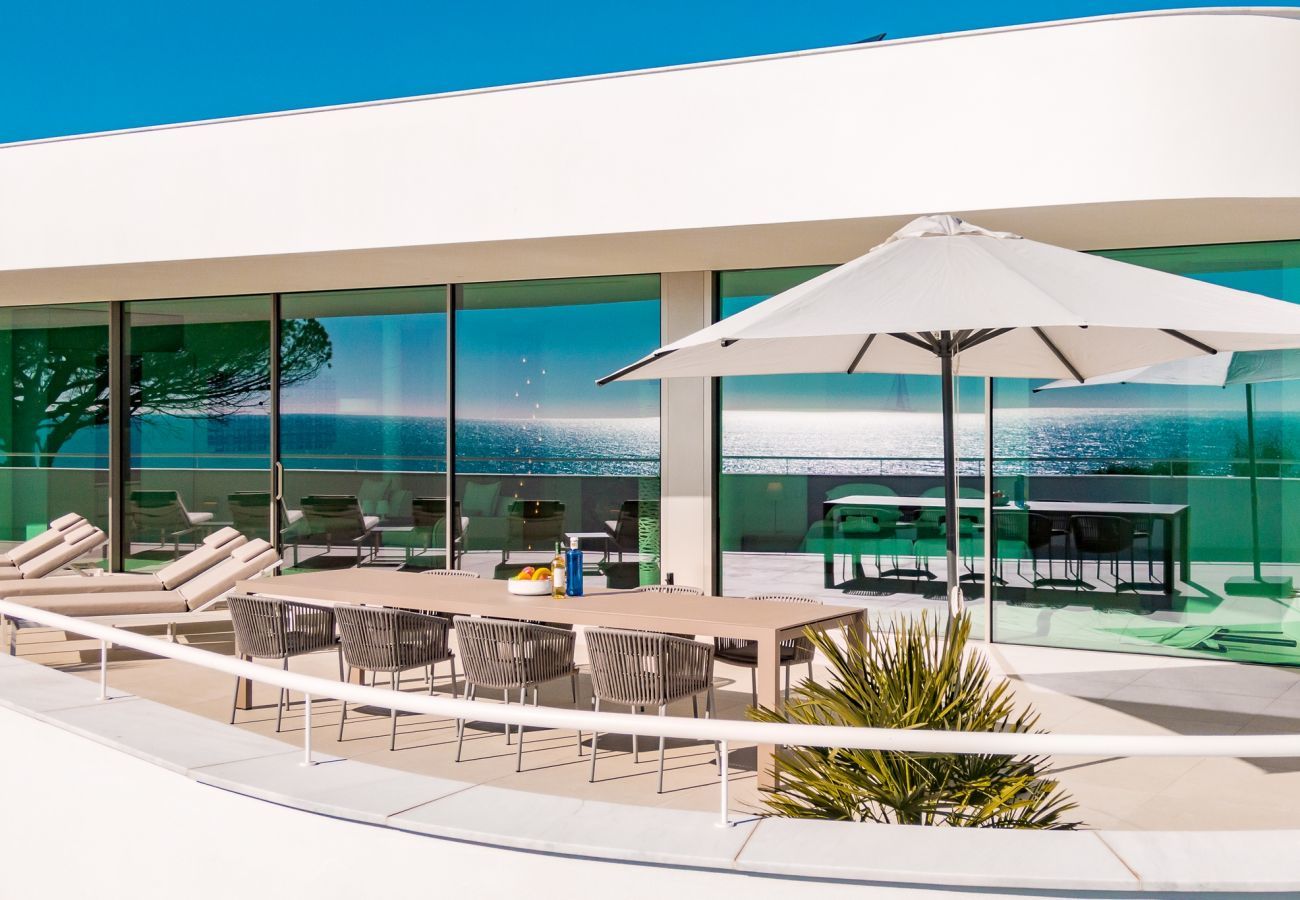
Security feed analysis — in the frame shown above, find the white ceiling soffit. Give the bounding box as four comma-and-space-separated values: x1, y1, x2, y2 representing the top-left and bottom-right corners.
1, 8, 1299, 305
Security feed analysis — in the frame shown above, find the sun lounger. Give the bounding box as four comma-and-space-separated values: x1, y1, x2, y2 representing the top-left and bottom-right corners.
0, 522, 107, 581
0, 513, 88, 567
0, 527, 246, 598
3, 538, 281, 623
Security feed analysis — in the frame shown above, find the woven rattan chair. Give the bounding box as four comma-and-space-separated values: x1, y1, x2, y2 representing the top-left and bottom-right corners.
334, 605, 457, 750
714, 594, 818, 707
631, 584, 703, 639
586, 627, 716, 793
228, 594, 339, 733
452, 616, 579, 771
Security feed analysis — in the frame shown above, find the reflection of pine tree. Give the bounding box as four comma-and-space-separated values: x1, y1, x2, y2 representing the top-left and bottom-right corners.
1, 318, 332, 466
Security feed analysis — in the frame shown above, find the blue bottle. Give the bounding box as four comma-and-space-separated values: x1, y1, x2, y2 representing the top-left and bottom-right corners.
565, 537, 584, 596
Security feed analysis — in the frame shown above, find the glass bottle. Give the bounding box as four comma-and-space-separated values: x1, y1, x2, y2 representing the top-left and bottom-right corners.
565, 536, 584, 596
551, 542, 566, 599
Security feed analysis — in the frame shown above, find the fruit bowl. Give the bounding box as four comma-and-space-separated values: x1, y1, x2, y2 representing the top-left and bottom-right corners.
507, 578, 553, 596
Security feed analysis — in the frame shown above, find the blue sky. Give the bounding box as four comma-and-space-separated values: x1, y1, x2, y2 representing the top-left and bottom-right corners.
2, 1, 1290, 143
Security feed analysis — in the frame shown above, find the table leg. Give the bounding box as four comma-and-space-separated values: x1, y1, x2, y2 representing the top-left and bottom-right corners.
1179, 509, 1191, 586
756, 634, 782, 791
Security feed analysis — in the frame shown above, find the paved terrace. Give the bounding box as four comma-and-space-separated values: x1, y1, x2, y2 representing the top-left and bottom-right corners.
11, 615, 1300, 831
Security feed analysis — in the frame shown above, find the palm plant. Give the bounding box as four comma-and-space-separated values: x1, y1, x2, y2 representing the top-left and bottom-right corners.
749, 612, 1079, 828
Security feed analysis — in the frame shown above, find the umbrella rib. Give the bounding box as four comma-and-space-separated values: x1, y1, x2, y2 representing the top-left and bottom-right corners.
1161, 329, 1218, 355
596, 349, 676, 385
889, 332, 939, 354
1031, 327, 1085, 383
846, 334, 877, 374
960, 328, 1014, 352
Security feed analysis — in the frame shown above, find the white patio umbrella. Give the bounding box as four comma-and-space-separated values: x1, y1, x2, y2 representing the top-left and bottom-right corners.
1038, 350, 1300, 597
599, 215, 1300, 614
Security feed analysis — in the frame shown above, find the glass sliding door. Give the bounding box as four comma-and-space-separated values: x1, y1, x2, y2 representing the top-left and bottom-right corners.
0, 303, 110, 559
455, 275, 661, 583
717, 267, 984, 630
124, 296, 275, 565
279, 286, 447, 571
990, 239, 1300, 663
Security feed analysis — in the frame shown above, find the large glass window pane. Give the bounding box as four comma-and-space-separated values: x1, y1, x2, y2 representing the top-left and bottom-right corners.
280, 286, 446, 571
455, 275, 660, 584
0, 303, 110, 562
990, 240, 1300, 663
718, 267, 984, 629
125, 297, 275, 565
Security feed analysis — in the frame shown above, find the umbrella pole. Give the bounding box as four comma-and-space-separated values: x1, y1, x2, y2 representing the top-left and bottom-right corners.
1247, 382, 1263, 583
1225, 382, 1291, 597
940, 339, 962, 616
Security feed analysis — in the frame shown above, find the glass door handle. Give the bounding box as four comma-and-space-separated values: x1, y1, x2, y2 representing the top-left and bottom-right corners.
274, 461, 284, 501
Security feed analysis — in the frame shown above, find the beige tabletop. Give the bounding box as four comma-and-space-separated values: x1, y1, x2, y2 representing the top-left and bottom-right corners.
236, 569, 866, 790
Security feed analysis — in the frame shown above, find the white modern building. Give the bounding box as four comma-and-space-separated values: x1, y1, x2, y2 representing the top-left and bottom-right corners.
3, 8, 1300, 897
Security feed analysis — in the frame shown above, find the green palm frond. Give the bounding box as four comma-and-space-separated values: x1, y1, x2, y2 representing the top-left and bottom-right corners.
749, 612, 1079, 829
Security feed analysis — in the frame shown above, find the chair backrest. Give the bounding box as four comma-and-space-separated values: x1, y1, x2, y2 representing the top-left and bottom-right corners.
505, 500, 566, 551
608, 500, 657, 549
301, 495, 367, 540
227, 492, 273, 537
749, 594, 818, 657
228, 594, 335, 660
632, 584, 704, 596
452, 616, 574, 690
412, 498, 463, 543
4, 513, 87, 566
153, 527, 247, 589
335, 604, 449, 672
1070, 515, 1134, 554
918, 485, 983, 523
178, 538, 280, 609
586, 627, 712, 706
128, 490, 190, 531
421, 568, 480, 578
20, 523, 106, 578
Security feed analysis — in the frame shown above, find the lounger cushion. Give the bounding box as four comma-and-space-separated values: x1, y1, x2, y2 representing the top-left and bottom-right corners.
5, 530, 66, 567
0, 567, 21, 580
24, 590, 188, 617
155, 534, 247, 590
51, 513, 86, 532
230, 538, 273, 563
0, 573, 163, 597
179, 541, 279, 609
19, 524, 104, 578
203, 526, 243, 548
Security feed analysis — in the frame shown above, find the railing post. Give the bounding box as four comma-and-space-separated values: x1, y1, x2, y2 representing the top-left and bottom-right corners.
302, 694, 315, 766
98, 640, 109, 701
716, 740, 730, 828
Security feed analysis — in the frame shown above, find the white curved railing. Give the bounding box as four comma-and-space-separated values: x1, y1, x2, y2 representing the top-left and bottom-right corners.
4, 597, 1300, 828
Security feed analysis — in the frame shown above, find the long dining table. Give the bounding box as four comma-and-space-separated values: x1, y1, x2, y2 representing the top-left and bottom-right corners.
235, 568, 866, 789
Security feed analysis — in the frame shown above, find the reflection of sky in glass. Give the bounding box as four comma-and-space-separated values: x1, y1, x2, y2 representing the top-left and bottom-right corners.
456, 298, 660, 420
281, 312, 447, 417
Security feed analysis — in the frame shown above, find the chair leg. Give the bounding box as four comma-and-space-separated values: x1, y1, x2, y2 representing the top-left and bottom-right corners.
570, 670, 578, 705
229, 676, 241, 725
807, 661, 814, 686
516, 686, 527, 772
784, 665, 791, 702
749, 668, 757, 708
456, 684, 475, 762
692, 695, 698, 718
657, 704, 667, 794
589, 697, 601, 782
390, 672, 398, 751
631, 706, 638, 763
338, 666, 350, 741
275, 658, 289, 733
502, 689, 511, 744
449, 656, 459, 699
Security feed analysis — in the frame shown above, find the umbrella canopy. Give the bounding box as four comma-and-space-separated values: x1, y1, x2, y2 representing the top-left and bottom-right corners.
600, 217, 1300, 385
1036, 349, 1300, 390
599, 215, 1300, 611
